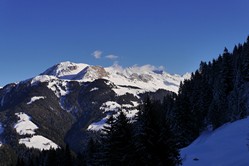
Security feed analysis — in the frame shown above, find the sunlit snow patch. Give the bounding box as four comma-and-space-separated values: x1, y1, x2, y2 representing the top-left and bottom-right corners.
31, 75, 69, 98
19, 135, 59, 150
100, 101, 121, 112
88, 101, 140, 131
15, 112, 59, 150
87, 116, 109, 131
14, 112, 38, 135
124, 109, 139, 119
27, 96, 46, 105
31, 75, 58, 85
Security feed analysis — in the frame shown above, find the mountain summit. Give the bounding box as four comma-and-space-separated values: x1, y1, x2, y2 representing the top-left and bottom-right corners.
40, 61, 189, 94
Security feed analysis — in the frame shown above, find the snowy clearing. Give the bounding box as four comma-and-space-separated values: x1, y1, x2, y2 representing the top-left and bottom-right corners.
124, 109, 139, 119
14, 113, 58, 150
100, 101, 121, 112
181, 117, 249, 166
19, 135, 59, 150
14, 112, 38, 135
27, 96, 46, 105
87, 116, 110, 131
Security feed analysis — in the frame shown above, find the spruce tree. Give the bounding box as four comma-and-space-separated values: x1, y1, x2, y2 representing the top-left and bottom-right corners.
101, 111, 134, 165
135, 98, 182, 165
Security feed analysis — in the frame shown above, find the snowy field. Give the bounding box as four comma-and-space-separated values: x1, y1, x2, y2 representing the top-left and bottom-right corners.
14, 112, 38, 135
15, 112, 59, 150
181, 117, 249, 166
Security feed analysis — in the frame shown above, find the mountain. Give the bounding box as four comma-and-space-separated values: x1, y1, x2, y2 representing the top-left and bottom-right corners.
181, 117, 249, 166
0, 61, 189, 158
41, 61, 189, 94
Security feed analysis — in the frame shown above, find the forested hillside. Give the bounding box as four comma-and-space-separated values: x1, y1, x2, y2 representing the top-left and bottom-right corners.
175, 36, 249, 147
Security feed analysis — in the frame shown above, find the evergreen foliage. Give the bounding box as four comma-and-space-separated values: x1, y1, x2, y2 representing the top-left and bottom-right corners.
175, 36, 249, 147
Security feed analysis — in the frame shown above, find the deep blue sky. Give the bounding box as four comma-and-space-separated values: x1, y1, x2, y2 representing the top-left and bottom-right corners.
1, 0, 249, 86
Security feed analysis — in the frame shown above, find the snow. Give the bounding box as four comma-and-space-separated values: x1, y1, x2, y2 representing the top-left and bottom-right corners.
111, 85, 142, 97
14, 112, 38, 135
31, 75, 58, 85
87, 116, 110, 131
131, 101, 139, 107
47, 80, 68, 97
42, 61, 89, 80
122, 104, 134, 108
181, 117, 249, 166
19, 135, 59, 150
38, 61, 189, 95
14, 112, 59, 150
90, 87, 99, 92
124, 109, 139, 119
88, 101, 140, 131
104, 64, 187, 94
100, 101, 121, 112
27, 96, 46, 105
31, 75, 69, 97
31, 75, 69, 98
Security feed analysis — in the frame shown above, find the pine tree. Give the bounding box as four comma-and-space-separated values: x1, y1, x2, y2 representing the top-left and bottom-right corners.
16, 157, 25, 166
65, 144, 73, 166
100, 111, 134, 165
85, 138, 98, 165
135, 98, 182, 165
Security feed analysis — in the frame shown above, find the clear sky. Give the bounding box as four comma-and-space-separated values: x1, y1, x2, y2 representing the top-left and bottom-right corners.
1, 0, 249, 86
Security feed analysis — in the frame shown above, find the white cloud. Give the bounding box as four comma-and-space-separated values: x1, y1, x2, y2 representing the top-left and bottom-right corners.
92, 50, 102, 59
105, 54, 118, 60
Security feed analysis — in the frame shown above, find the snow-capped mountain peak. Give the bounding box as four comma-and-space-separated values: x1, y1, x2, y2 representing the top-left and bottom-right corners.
41, 61, 89, 80
38, 61, 189, 94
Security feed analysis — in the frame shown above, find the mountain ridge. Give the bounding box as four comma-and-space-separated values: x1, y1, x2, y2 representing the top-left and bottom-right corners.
39, 61, 190, 94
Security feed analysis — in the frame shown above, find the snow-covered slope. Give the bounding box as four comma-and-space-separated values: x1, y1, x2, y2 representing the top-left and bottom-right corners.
14, 112, 59, 150
42, 61, 89, 80
181, 117, 249, 166
14, 112, 38, 135
19, 135, 59, 151
39, 61, 189, 94
105, 64, 189, 94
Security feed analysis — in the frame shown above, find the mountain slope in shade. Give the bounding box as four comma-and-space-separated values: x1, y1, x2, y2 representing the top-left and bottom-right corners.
181, 117, 249, 166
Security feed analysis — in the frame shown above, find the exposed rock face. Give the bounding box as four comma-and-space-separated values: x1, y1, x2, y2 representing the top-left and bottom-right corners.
74, 66, 109, 81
